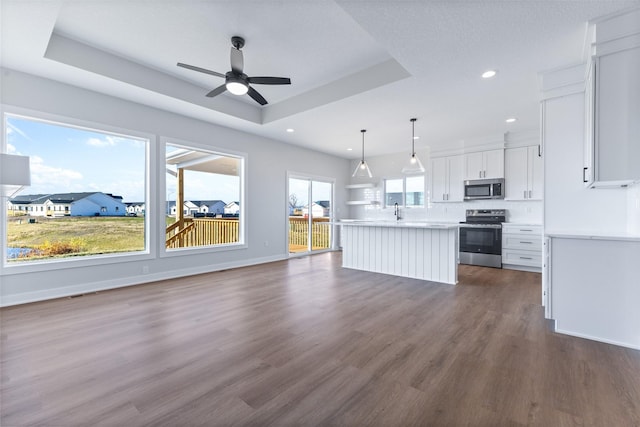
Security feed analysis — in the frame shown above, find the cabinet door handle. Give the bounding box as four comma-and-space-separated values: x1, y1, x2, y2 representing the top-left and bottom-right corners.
519, 256, 533, 260
519, 241, 533, 244
519, 229, 532, 232
479, 171, 482, 178
524, 190, 527, 199
538, 145, 541, 157
583, 167, 588, 183
528, 190, 532, 198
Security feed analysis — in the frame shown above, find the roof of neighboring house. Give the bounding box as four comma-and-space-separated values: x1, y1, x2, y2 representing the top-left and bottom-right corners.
316, 201, 330, 208
125, 202, 145, 207
192, 200, 226, 207
9, 192, 124, 204
225, 201, 239, 207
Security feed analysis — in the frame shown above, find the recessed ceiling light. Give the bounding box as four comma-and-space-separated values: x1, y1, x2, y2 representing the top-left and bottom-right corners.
505, 117, 517, 123
482, 70, 497, 79
286, 128, 294, 133
347, 148, 353, 151
413, 136, 420, 140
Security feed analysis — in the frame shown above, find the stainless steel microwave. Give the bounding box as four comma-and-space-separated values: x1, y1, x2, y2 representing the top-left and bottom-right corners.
464, 178, 505, 200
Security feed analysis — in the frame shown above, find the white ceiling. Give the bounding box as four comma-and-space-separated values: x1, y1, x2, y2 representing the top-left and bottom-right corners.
2, 0, 640, 159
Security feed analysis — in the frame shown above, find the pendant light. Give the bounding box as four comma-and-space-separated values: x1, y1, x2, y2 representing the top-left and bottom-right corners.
0, 153, 31, 198
352, 129, 373, 178
401, 118, 425, 174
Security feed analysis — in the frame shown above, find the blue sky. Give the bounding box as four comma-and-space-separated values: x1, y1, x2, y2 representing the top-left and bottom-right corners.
6, 116, 240, 203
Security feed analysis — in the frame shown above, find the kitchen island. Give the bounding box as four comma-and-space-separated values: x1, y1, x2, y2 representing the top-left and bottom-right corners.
340, 221, 459, 285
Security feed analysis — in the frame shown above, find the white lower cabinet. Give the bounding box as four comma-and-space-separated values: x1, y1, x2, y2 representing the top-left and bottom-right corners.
502, 224, 542, 271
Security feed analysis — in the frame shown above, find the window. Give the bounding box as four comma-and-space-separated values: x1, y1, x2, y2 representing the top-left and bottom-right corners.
384, 176, 425, 208
165, 142, 244, 251
385, 178, 404, 206
4, 114, 148, 263
405, 176, 425, 207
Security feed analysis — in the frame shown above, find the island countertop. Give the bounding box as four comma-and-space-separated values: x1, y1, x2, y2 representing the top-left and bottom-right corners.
339, 220, 459, 229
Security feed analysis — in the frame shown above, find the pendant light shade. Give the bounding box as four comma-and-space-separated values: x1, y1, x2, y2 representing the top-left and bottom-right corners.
1, 153, 31, 198
352, 129, 373, 178
401, 118, 425, 174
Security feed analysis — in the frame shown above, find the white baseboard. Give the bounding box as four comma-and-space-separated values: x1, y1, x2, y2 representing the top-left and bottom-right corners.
554, 327, 640, 351
0, 254, 287, 307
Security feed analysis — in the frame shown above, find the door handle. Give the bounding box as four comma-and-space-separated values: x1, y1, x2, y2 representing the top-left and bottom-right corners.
524, 190, 527, 199
583, 167, 588, 183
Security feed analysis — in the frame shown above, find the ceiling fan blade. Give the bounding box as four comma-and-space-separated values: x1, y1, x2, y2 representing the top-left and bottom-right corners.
247, 86, 268, 106
206, 84, 227, 98
230, 47, 244, 74
177, 62, 225, 78
248, 76, 291, 85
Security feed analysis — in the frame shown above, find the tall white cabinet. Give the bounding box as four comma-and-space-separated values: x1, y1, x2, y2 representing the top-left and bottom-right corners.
505, 146, 542, 200
584, 8, 640, 187
430, 155, 463, 202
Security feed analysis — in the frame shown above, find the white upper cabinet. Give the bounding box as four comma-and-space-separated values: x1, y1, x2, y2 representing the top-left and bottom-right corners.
464, 149, 504, 180
431, 155, 463, 202
505, 146, 542, 200
587, 9, 640, 188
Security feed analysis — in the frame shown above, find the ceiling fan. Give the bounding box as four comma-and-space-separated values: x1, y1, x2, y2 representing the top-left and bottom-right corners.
177, 36, 291, 106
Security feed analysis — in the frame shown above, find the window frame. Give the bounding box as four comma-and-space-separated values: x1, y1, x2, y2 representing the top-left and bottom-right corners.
159, 137, 248, 258
1, 107, 156, 274
383, 175, 426, 208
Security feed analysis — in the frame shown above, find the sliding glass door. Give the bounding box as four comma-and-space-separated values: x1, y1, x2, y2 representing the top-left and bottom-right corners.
288, 175, 333, 255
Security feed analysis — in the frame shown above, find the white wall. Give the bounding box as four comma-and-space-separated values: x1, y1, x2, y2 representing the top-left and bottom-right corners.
0, 69, 350, 305
347, 148, 543, 224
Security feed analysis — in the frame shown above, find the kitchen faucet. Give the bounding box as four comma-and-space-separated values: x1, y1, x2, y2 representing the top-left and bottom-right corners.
394, 202, 401, 221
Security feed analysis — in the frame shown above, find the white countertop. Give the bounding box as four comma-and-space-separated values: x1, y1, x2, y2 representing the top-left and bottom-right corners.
546, 230, 640, 242
338, 220, 458, 229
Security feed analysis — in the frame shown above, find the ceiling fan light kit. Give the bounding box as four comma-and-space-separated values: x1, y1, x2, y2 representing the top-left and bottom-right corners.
401, 118, 425, 174
177, 36, 291, 105
352, 129, 373, 178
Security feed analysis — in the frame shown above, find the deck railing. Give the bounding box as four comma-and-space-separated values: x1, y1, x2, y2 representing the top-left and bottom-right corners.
166, 218, 239, 249
289, 216, 331, 252
166, 216, 331, 251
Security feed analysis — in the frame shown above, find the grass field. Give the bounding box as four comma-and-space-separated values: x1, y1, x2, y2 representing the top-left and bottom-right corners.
6, 216, 145, 261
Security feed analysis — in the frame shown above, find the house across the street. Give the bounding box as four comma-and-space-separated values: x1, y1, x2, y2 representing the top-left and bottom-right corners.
7, 192, 126, 217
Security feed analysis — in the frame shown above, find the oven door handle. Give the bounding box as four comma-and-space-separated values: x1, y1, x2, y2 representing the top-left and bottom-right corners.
458, 224, 502, 229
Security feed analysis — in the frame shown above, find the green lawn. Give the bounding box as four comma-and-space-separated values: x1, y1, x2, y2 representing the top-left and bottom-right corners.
7, 216, 145, 261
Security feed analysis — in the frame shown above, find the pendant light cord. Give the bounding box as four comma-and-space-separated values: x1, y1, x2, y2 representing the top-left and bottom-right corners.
410, 118, 417, 155
361, 129, 366, 162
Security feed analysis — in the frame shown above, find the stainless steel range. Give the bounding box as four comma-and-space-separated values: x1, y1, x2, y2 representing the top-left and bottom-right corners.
459, 209, 506, 268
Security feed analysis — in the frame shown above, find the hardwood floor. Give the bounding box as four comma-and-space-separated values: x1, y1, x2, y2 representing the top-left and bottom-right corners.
2, 252, 639, 426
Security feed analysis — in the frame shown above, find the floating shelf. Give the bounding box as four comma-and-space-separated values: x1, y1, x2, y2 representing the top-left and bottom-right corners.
345, 200, 380, 205
345, 183, 376, 189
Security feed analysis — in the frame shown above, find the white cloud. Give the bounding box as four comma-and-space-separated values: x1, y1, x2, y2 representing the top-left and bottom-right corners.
6, 143, 17, 154
6, 121, 32, 142
30, 156, 83, 188
86, 136, 116, 147
86, 135, 141, 148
